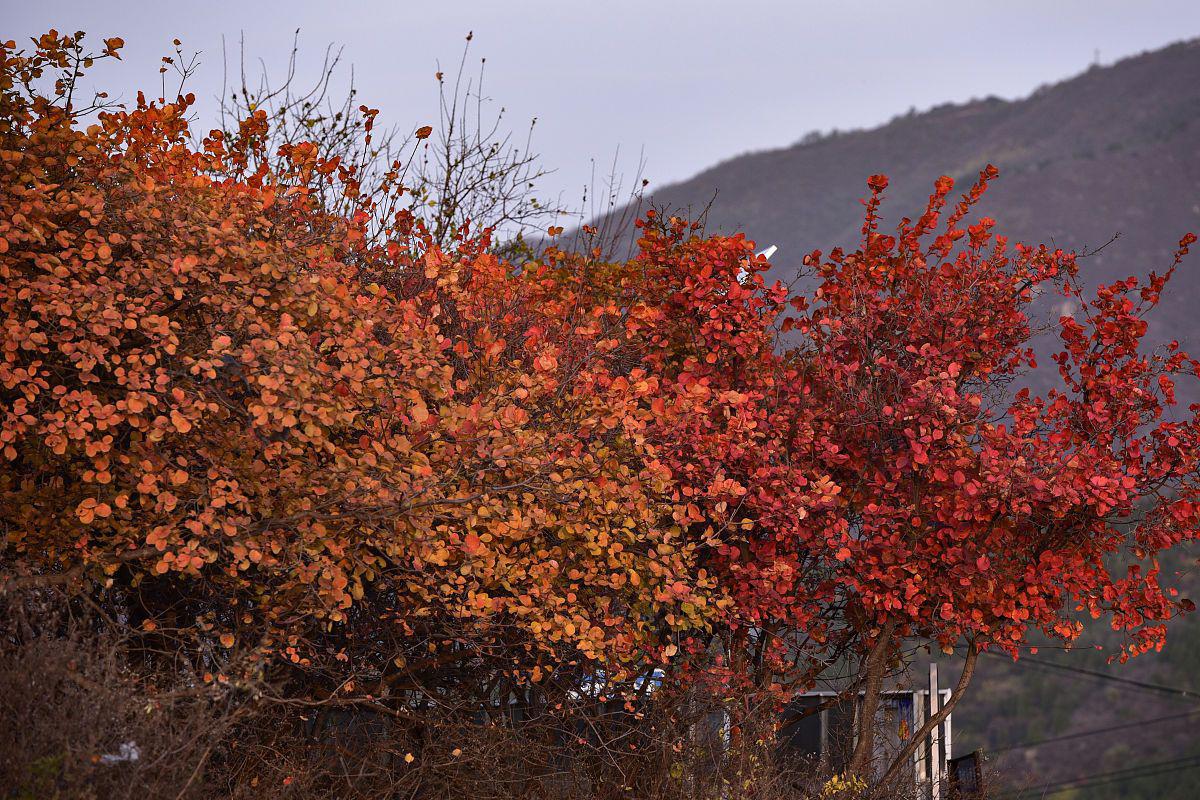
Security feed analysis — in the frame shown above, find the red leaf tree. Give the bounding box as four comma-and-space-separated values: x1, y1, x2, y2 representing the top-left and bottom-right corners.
759, 169, 1198, 776
545, 169, 1200, 780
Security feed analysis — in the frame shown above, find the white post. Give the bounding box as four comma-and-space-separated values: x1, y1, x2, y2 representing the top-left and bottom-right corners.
929, 663, 942, 800
943, 693, 952, 763
912, 690, 925, 786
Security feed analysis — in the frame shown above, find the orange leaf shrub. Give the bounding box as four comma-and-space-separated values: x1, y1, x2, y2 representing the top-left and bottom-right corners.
0, 33, 720, 694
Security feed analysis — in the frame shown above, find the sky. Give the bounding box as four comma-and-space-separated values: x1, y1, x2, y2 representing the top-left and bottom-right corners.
8, 0, 1200, 219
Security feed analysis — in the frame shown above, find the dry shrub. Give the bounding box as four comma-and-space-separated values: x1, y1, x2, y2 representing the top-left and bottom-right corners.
0, 594, 236, 799
0, 594, 933, 799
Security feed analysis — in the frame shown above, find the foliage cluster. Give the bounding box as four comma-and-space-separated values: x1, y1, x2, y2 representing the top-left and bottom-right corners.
2, 31, 1198, 793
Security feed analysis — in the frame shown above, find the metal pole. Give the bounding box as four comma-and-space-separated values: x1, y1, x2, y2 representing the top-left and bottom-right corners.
929, 662, 942, 800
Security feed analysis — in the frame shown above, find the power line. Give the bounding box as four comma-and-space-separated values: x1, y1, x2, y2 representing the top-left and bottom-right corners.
997, 753, 1200, 798
990, 707, 1200, 753
981, 650, 1200, 700
1007, 763, 1200, 799
1047, 762, 1200, 797
977, 651, 1200, 794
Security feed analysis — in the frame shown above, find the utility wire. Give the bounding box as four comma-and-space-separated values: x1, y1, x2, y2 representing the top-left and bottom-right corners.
981, 650, 1200, 700
976, 651, 1200, 793
1043, 762, 1200, 798
997, 753, 1200, 798
989, 707, 1200, 753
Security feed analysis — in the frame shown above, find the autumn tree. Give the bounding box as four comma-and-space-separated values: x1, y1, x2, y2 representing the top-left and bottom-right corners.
763, 170, 1199, 780
0, 32, 723, 723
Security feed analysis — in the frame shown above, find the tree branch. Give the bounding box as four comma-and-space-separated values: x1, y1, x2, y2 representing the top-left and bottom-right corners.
878, 640, 978, 788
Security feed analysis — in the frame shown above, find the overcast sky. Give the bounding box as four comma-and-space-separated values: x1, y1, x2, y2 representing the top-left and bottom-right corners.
9, 1, 1200, 216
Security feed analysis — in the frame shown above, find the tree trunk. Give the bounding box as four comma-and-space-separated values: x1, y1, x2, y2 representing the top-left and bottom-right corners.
847, 619, 896, 777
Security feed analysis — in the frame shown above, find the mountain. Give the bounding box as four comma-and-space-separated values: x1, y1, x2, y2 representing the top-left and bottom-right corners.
595, 38, 1200, 359
589, 37, 1200, 799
